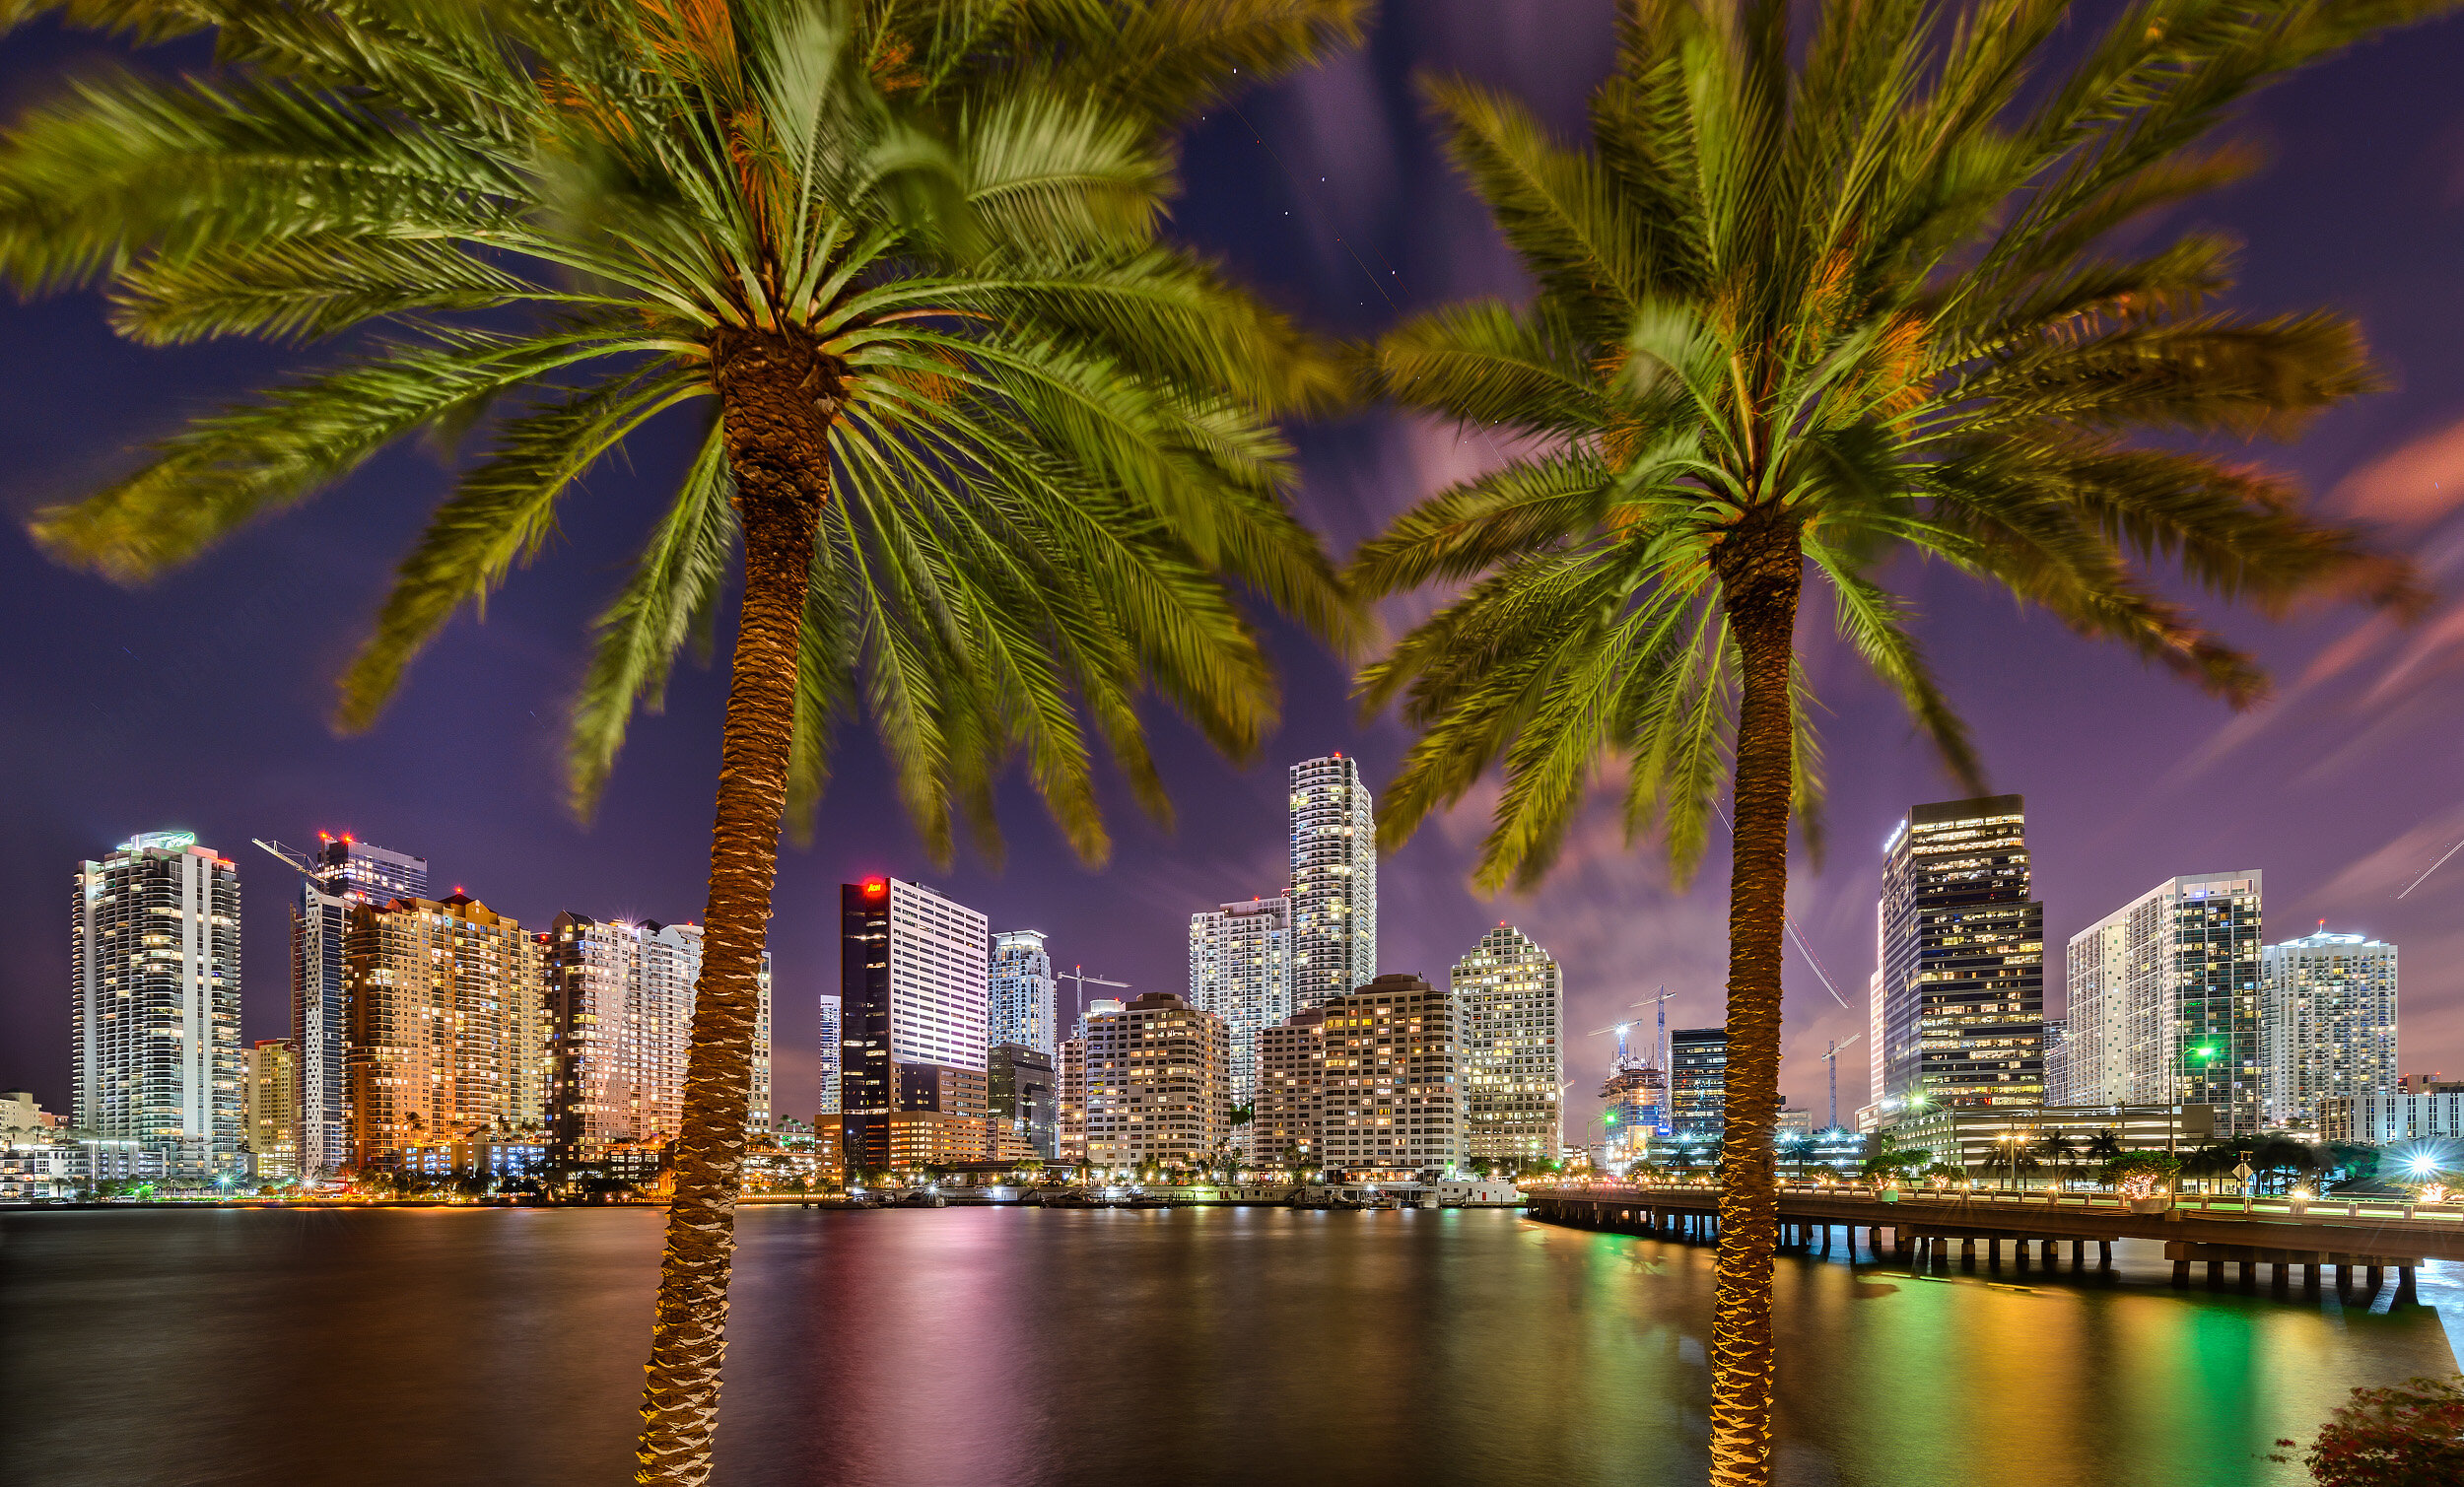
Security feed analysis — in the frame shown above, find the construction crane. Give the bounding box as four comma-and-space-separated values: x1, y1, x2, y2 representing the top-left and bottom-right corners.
1059, 965, 1129, 1037
1820, 1034, 1863, 1131
252, 839, 318, 878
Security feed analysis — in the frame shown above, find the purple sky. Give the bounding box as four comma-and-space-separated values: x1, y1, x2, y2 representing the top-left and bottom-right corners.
5, 4, 2464, 1131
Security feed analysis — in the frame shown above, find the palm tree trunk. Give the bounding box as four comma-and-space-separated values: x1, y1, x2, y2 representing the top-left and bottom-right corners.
1708, 512, 1802, 1487
636, 329, 839, 1486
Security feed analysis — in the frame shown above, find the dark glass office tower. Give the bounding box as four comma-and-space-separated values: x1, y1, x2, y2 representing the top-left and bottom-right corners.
1670, 1027, 1729, 1141
840, 879, 894, 1170
1875, 795, 2045, 1109
989, 1044, 1058, 1158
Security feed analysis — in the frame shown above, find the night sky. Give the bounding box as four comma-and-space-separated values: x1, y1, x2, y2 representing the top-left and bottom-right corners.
6, 3, 2464, 1133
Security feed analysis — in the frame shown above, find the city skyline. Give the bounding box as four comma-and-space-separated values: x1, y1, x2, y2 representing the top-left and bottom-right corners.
10, 16, 2464, 1142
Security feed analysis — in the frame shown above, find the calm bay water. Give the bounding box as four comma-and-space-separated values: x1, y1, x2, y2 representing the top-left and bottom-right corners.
3, 1206, 2457, 1486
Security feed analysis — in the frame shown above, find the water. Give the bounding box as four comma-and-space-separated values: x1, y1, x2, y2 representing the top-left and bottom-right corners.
3, 1206, 2456, 1486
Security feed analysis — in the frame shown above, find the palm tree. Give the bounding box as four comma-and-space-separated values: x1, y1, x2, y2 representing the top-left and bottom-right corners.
0, 1, 1365, 1478
1345, 3, 2437, 1480
2038, 1128, 2077, 1188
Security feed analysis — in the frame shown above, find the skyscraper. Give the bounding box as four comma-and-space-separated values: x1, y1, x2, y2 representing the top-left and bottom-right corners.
989, 1044, 1058, 1158
1873, 795, 2045, 1110
1251, 1007, 1327, 1165
1315, 973, 1462, 1177
262, 832, 427, 1181
1450, 925, 1563, 1166
839, 878, 989, 1170
1670, 1027, 1729, 1141
546, 913, 771, 1160
346, 893, 547, 1171
245, 1038, 299, 1180
989, 929, 1058, 1057
1288, 754, 1376, 1008
2261, 927, 2396, 1129
1079, 993, 1231, 1170
2042, 1017, 2072, 1105
73, 832, 243, 1179
816, 993, 843, 1116
2064, 872, 2264, 1136
309, 834, 429, 900
1190, 895, 1292, 1108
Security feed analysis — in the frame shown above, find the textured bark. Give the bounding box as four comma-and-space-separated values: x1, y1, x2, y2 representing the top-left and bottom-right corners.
635, 327, 843, 1486
1706, 508, 1802, 1487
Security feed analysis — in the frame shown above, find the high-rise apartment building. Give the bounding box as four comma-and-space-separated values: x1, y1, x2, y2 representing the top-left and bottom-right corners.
839, 878, 989, 1170
1079, 992, 1231, 1170
2064, 872, 2264, 1136
1873, 795, 2045, 1109
546, 913, 771, 1160
1288, 755, 1376, 1008
1058, 1036, 1087, 1166
817, 993, 843, 1116
345, 894, 548, 1171
1670, 1027, 1729, 1141
989, 1044, 1057, 1158
2262, 928, 2396, 1128
245, 1038, 299, 1180
1190, 895, 1292, 1109
73, 832, 243, 1179
265, 832, 428, 1180
1450, 925, 1563, 1166
1315, 973, 1463, 1177
309, 834, 430, 900
989, 930, 1057, 1057
1251, 1007, 1327, 1165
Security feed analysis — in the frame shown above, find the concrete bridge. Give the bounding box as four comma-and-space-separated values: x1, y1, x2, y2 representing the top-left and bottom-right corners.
1527, 1183, 2464, 1306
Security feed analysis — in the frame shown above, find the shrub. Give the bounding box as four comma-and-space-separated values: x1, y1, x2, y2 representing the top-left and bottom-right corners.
2272, 1375, 2464, 1485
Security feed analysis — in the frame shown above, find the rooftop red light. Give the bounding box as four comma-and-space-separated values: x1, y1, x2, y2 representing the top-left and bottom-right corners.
862, 878, 888, 898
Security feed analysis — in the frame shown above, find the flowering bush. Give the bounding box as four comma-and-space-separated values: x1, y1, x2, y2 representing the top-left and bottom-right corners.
2271, 1375, 2464, 1485
2101, 1152, 2182, 1200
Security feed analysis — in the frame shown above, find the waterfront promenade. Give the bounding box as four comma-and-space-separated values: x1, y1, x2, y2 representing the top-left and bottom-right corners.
1530, 1182, 2464, 1302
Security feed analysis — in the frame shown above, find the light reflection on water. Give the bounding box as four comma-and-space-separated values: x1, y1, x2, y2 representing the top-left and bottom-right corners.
1, 1207, 2452, 1486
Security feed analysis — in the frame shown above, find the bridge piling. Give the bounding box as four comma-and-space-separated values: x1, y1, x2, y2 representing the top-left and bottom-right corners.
2237, 1260, 2256, 1292
2397, 1266, 2419, 1306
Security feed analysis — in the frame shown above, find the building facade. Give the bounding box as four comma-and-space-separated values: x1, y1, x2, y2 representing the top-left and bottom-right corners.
1450, 925, 1564, 1167
1190, 895, 1292, 1109
1288, 755, 1376, 1009
1890, 1102, 2216, 1175
1315, 973, 1463, 1177
989, 930, 1057, 1058
1251, 1007, 1327, 1166
545, 913, 771, 1160
1079, 993, 1231, 1170
1058, 1036, 1087, 1166
73, 832, 243, 1179
1873, 796, 2046, 1111
1670, 1027, 1729, 1142
270, 833, 427, 1181
817, 993, 842, 1116
2064, 872, 2265, 1137
2321, 1090, 2464, 1144
2261, 929, 2397, 1128
245, 1038, 299, 1180
345, 894, 548, 1172
2043, 1017, 2072, 1105
839, 878, 990, 1170
989, 1043, 1058, 1159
